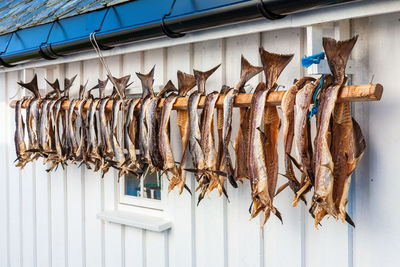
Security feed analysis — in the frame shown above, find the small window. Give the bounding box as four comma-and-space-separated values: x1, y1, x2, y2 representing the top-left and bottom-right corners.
125, 171, 161, 200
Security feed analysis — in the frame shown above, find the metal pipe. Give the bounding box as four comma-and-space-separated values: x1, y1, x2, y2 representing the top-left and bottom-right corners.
0, 0, 358, 66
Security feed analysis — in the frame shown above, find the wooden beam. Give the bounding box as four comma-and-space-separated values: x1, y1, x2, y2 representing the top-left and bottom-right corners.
9, 83, 383, 111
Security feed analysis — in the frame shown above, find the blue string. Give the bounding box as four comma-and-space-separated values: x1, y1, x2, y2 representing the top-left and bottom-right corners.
301, 52, 325, 68
307, 74, 324, 121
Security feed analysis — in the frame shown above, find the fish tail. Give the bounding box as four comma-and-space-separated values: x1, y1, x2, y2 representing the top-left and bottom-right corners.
136, 66, 155, 97
17, 74, 41, 99
236, 56, 263, 92
193, 64, 220, 94
177, 71, 196, 97
259, 47, 294, 89
323, 36, 358, 81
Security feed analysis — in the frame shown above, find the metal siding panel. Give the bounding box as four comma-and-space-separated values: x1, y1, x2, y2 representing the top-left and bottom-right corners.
34, 69, 52, 267
224, 33, 263, 267
49, 64, 67, 267
65, 62, 86, 267
146, 231, 167, 267
0, 72, 9, 267
192, 39, 226, 267
165, 44, 195, 267
103, 55, 123, 267
362, 13, 400, 267
261, 28, 304, 267
7, 70, 22, 267
82, 58, 104, 267
124, 227, 145, 267
351, 17, 371, 267
21, 69, 37, 267
122, 51, 146, 267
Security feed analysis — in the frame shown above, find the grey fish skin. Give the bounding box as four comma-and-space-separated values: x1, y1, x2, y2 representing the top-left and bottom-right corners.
67, 99, 79, 161
148, 96, 164, 171
98, 98, 114, 174
110, 99, 126, 174
52, 98, 68, 167
14, 100, 27, 168
188, 92, 205, 174
247, 84, 274, 225
99, 98, 114, 158
200, 91, 223, 196
87, 99, 101, 163
159, 94, 178, 171
280, 77, 315, 205
122, 98, 141, 175
138, 95, 154, 167
26, 99, 38, 151
38, 100, 51, 154
221, 87, 238, 188
75, 99, 88, 163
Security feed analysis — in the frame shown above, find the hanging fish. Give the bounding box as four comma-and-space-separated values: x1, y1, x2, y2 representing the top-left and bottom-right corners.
312, 36, 358, 227
168, 71, 196, 194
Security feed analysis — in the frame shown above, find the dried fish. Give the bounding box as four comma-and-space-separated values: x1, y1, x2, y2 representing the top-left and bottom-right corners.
280, 77, 315, 205
312, 36, 358, 227
14, 100, 28, 168
331, 104, 365, 225
169, 71, 196, 194
234, 56, 263, 182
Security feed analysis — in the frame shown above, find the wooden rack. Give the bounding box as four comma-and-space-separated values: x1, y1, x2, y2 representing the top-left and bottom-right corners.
9, 83, 383, 111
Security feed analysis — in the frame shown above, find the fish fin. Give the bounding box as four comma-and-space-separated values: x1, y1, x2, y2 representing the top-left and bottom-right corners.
286, 153, 302, 171
275, 182, 289, 196
211, 170, 227, 177
184, 168, 199, 174
227, 174, 238, 188
323, 36, 358, 82
259, 47, 294, 89
236, 56, 263, 92
345, 212, 355, 228
272, 207, 283, 224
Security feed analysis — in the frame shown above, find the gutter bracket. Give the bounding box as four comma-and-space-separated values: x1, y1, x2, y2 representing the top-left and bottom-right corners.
38, 20, 64, 60
0, 32, 15, 67
258, 0, 286, 20
161, 0, 185, 38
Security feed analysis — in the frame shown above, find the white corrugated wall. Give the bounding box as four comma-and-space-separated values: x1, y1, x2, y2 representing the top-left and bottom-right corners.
0, 12, 399, 267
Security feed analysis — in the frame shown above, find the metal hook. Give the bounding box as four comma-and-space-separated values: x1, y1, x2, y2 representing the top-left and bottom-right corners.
257, 0, 286, 20
90, 7, 113, 50
161, 0, 185, 38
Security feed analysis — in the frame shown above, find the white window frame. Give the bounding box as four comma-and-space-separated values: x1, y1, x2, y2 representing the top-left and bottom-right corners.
119, 171, 164, 211
118, 91, 164, 211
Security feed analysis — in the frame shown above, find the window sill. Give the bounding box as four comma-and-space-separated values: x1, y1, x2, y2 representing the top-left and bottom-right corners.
97, 210, 172, 232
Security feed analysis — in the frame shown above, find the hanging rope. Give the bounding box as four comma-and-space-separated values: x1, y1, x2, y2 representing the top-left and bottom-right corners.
301, 52, 325, 68
307, 74, 324, 120
89, 31, 126, 104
